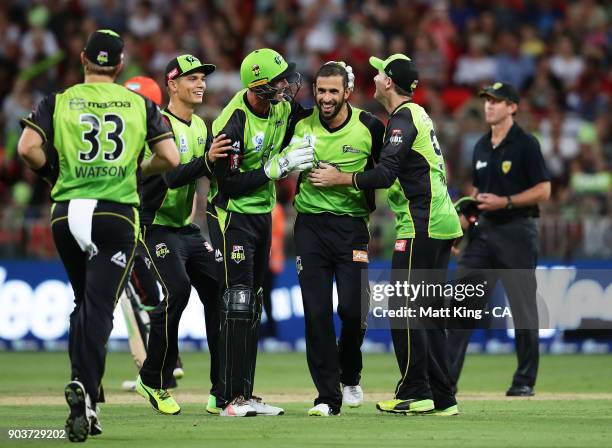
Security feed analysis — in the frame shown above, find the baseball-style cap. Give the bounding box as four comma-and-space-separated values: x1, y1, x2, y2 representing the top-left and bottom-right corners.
84, 29, 124, 67
124, 76, 162, 106
479, 82, 520, 104
165, 54, 216, 85
240, 48, 296, 89
369, 54, 419, 93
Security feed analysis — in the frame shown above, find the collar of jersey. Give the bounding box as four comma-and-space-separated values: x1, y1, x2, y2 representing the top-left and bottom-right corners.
318, 103, 353, 134
389, 100, 412, 117
485, 122, 519, 150
243, 91, 269, 119
163, 108, 192, 126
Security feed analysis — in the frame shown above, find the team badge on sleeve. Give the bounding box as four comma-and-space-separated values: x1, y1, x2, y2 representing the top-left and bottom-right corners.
389, 129, 403, 146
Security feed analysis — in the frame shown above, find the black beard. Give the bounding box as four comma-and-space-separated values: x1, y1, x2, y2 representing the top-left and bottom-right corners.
317, 99, 344, 122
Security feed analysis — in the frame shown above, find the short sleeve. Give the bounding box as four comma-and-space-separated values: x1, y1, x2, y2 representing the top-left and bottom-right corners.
144, 98, 173, 145
21, 94, 56, 143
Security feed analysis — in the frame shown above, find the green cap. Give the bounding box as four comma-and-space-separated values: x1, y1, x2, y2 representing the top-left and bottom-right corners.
369, 54, 419, 93
165, 54, 216, 85
240, 48, 295, 89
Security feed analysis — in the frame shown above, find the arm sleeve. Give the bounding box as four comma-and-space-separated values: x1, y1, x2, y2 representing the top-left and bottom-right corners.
144, 98, 174, 145
523, 134, 551, 185
162, 124, 212, 188
353, 108, 417, 190
281, 104, 312, 149
214, 109, 269, 198
20, 94, 56, 143
359, 111, 385, 163
162, 157, 211, 188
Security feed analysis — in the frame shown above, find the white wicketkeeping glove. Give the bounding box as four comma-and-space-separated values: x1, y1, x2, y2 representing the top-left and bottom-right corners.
264, 138, 315, 180
324, 60, 355, 90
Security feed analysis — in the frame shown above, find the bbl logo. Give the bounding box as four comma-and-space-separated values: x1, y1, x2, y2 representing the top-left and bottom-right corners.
389, 129, 403, 146
97, 51, 108, 65
179, 134, 188, 153
155, 243, 170, 258
231, 245, 245, 264
252, 64, 260, 77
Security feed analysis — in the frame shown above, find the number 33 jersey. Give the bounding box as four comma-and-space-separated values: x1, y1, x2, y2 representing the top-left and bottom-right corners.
22, 83, 172, 206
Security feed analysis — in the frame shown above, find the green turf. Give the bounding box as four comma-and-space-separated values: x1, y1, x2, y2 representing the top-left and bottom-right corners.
0, 352, 611, 447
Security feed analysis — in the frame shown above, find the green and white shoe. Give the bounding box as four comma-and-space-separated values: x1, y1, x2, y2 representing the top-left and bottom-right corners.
376, 398, 434, 414
433, 405, 459, 416
206, 395, 221, 415
135, 376, 180, 415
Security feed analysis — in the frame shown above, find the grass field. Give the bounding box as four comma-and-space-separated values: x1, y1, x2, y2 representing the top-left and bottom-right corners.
0, 352, 611, 447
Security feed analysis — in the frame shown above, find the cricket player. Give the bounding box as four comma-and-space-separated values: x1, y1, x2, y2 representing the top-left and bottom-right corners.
288, 62, 384, 416
207, 48, 314, 417
310, 54, 462, 416
133, 55, 233, 416
17, 30, 179, 442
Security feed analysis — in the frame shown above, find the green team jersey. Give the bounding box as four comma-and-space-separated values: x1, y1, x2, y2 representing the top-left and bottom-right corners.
290, 105, 384, 217
209, 89, 293, 214
354, 101, 462, 240
140, 110, 212, 227
21, 82, 172, 206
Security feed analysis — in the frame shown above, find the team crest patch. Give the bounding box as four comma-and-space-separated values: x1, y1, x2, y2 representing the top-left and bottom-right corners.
69, 98, 86, 110
97, 51, 108, 65
296, 256, 303, 274
352, 250, 369, 263
389, 129, 403, 146
252, 64, 260, 77
231, 245, 245, 264
252, 132, 264, 152
502, 161, 512, 174
179, 133, 188, 153
394, 240, 407, 252
155, 243, 170, 258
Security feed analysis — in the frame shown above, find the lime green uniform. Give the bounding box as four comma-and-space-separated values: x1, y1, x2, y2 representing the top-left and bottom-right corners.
140, 110, 213, 226
22, 82, 172, 206
208, 89, 293, 214
353, 101, 462, 239
291, 105, 384, 217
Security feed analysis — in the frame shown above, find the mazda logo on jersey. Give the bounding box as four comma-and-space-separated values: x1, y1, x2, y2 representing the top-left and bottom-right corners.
69, 98, 86, 110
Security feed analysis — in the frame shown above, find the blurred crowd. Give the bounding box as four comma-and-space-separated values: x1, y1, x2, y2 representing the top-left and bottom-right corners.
0, 0, 610, 260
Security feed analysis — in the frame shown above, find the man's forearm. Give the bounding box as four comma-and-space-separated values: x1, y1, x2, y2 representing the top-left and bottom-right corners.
509, 182, 551, 207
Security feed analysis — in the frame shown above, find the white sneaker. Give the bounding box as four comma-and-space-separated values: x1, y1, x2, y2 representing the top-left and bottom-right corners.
247, 396, 284, 415
88, 405, 102, 436
342, 384, 363, 407
122, 380, 137, 391
308, 403, 339, 416
220, 396, 257, 417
